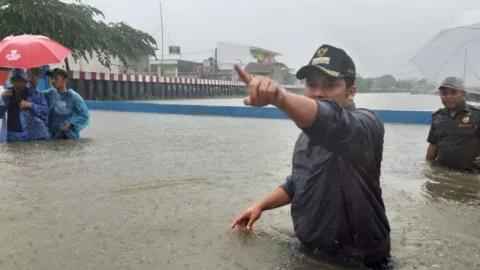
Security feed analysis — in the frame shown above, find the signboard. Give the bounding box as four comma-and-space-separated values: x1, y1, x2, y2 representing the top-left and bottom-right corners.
169, 46, 181, 55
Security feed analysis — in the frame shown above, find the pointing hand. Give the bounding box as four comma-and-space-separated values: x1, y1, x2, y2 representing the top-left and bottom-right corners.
234, 64, 286, 107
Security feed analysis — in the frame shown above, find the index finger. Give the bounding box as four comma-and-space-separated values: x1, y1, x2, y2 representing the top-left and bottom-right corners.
233, 64, 251, 84
231, 217, 241, 228
231, 214, 247, 228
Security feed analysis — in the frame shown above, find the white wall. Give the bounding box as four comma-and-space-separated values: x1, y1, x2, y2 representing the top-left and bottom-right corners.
216, 42, 257, 71
50, 53, 150, 74
354, 93, 443, 111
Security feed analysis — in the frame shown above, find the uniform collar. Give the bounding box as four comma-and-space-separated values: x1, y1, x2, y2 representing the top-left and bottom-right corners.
443, 100, 469, 115
347, 101, 356, 111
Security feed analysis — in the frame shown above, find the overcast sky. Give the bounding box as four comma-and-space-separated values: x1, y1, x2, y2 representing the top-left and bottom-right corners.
73, 0, 480, 78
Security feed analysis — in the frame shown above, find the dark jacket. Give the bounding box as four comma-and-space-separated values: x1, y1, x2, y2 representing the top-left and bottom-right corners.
280, 99, 390, 264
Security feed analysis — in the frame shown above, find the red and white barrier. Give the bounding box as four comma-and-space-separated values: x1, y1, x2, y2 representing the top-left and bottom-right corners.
67, 71, 246, 86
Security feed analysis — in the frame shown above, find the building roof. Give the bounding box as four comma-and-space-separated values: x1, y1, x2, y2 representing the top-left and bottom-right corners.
250, 46, 281, 56
245, 62, 277, 74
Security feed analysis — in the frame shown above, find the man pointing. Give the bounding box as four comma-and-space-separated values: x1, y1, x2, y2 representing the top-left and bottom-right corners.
231, 45, 392, 269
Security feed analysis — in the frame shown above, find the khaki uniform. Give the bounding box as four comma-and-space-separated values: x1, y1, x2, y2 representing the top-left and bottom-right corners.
427, 102, 480, 172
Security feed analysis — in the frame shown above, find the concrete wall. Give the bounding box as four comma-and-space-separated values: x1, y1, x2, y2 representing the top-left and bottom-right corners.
64, 71, 248, 101
84, 100, 434, 125
82, 93, 470, 125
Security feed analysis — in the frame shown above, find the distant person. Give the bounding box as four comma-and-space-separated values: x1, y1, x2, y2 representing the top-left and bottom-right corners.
43, 68, 90, 139
0, 68, 49, 142
27, 65, 51, 92
231, 45, 392, 269
25, 67, 41, 90
426, 76, 480, 172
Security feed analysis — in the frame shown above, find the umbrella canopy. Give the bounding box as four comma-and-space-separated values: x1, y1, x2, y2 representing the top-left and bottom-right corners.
0, 34, 71, 69
411, 22, 480, 87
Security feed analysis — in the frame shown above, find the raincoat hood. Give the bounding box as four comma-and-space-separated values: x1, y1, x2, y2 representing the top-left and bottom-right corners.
4, 68, 31, 89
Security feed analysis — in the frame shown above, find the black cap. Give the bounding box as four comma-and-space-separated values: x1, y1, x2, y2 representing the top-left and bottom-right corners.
46, 68, 68, 79
296, 44, 356, 81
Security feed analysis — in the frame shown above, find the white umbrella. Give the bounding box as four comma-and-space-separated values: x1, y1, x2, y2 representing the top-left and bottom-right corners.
411, 22, 480, 87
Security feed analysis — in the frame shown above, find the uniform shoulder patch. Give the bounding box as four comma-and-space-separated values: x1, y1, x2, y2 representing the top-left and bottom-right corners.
431, 108, 443, 116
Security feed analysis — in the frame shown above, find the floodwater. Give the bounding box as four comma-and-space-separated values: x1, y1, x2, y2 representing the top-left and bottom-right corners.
0, 111, 479, 270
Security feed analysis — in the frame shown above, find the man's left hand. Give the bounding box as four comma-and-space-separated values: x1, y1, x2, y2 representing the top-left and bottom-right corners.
234, 64, 286, 107
19, 100, 32, 109
60, 122, 71, 131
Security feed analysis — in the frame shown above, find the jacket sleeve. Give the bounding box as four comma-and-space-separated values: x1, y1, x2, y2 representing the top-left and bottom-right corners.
29, 91, 49, 125
0, 98, 6, 119
299, 99, 384, 165
67, 92, 90, 131
279, 175, 295, 200
426, 123, 438, 145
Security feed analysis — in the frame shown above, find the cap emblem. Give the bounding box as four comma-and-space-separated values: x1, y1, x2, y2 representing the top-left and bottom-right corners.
323, 69, 340, 77
317, 47, 328, 56
311, 57, 330, 65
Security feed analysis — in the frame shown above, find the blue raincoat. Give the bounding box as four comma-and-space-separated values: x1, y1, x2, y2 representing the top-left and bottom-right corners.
0, 69, 49, 142
43, 88, 90, 139
4, 65, 51, 91
35, 65, 51, 92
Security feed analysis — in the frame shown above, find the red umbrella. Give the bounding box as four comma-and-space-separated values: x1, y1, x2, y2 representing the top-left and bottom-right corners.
0, 34, 72, 69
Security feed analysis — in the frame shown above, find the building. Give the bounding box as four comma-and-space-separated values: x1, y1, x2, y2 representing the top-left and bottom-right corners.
49, 53, 151, 74
244, 62, 284, 83
215, 42, 282, 81
149, 59, 202, 77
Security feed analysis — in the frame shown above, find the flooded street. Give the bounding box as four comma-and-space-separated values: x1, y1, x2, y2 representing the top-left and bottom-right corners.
0, 111, 479, 270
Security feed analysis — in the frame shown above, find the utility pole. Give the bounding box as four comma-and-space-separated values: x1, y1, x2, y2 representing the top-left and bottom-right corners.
214, 47, 218, 79
159, 1, 164, 76
463, 48, 468, 84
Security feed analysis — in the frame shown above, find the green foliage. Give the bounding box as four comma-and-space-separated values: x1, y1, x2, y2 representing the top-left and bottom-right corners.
276, 62, 297, 85
375, 74, 396, 90
0, 0, 157, 69
355, 76, 369, 92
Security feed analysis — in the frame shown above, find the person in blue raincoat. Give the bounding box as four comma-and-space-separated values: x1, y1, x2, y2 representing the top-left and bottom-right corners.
43, 68, 90, 139
0, 68, 49, 142
27, 65, 51, 92
5, 65, 50, 91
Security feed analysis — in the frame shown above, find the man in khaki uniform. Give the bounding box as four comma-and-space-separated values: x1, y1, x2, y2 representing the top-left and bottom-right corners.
426, 76, 480, 172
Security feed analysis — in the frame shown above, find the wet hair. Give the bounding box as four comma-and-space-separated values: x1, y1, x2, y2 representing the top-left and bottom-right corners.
345, 77, 355, 89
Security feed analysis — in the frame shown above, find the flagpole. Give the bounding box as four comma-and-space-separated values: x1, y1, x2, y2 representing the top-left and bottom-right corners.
159, 1, 164, 76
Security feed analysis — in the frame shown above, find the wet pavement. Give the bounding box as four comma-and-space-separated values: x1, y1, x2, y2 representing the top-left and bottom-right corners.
0, 111, 478, 270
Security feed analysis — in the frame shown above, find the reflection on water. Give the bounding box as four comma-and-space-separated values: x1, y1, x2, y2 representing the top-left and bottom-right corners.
0, 112, 479, 270
422, 165, 479, 204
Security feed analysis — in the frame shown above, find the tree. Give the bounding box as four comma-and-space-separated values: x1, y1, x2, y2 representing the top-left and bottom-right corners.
355, 76, 371, 92
366, 78, 374, 90
395, 80, 413, 90
0, 0, 157, 70
417, 78, 428, 86
276, 62, 297, 85
376, 74, 396, 90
